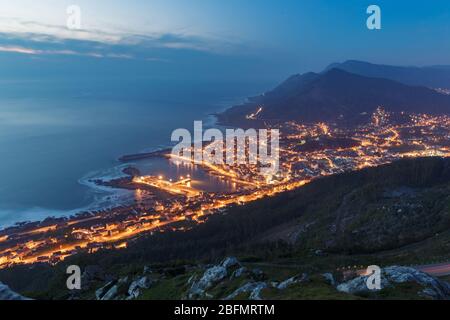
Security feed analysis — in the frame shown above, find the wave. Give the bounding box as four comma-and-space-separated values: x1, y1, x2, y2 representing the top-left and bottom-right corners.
0, 165, 136, 230
0, 105, 227, 230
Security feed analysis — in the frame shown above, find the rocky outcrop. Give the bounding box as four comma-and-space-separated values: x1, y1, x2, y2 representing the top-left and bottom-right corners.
96, 264, 158, 301
100, 285, 118, 300
231, 267, 248, 279
189, 257, 242, 299
337, 274, 389, 294
99, 277, 129, 300
96, 281, 116, 300
322, 273, 336, 286
277, 273, 308, 290
384, 266, 450, 300
97, 274, 156, 300
128, 276, 154, 299
143, 266, 152, 275
337, 266, 450, 300
187, 257, 313, 300
0, 282, 30, 300
189, 266, 227, 299
250, 268, 266, 281
222, 257, 241, 269
225, 282, 268, 300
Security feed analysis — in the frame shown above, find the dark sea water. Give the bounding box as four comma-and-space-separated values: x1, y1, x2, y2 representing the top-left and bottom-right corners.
0, 77, 272, 227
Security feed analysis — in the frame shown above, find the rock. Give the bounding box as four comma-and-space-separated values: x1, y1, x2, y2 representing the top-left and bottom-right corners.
225, 282, 268, 300
189, 265, 228, 299
337, 269, 390, 294
187, 274, 196, 285
188, 257, 243, 299
231, 267, 248, 279
322, 273, 336, 286
270, 282, 280, 288
337, 266, 450, 299
96, 280, 116, 300
420, 288, 439, 299
277, 273, 308, 290
143, 266, 152, 275
249, 283, 268, 300
128, 276, 154, 299
0, 282, 30, 300
100, 277, 129, 300
251, 268, 266, 281
202, 266, 228, 285
100, 285, 118, 301
221, 257, 241, 270
384, 266, 450, 299
204, 292, 214, 299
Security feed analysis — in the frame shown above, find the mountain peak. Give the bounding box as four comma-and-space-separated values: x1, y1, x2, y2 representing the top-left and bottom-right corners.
328, 60, 450, 88
219, 62, 450, 125
325, 60, 369, 69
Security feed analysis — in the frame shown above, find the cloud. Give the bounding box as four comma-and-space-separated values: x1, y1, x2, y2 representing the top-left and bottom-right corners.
0, 17, 242, 59
0, 44, 134, 59
0, 45, 38, 55
106, 53, 133, 59
0, 17, 271, 81
0, 18, 123, 44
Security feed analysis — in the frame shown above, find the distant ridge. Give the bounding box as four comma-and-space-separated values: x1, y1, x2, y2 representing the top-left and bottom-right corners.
327, 60, 450, 89
218, 66, 450, 125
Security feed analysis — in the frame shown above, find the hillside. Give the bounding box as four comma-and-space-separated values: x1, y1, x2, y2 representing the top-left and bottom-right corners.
1, 157, 450, 300
218, 68, 450, 126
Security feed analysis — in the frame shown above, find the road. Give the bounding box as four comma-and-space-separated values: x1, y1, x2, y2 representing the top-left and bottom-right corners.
416, 262, 450, 277
246, 261, 450, 278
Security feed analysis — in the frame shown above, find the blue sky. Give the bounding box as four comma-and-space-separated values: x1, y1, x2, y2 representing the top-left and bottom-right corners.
0, 0, 449, 81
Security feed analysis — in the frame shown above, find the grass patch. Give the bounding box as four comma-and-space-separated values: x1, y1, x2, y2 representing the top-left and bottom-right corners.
261, 277, 359, 300
138, 273, 192, 300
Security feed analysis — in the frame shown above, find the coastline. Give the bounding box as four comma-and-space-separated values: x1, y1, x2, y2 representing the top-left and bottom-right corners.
0, 104, 234, 231
0, 91, 273, 270
2, 106, 449, 268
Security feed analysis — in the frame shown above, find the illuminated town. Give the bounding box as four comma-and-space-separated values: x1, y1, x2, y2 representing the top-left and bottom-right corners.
1, 108, 450, 269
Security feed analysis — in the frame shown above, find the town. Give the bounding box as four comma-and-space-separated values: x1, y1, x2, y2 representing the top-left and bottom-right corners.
1, 108, 449, 269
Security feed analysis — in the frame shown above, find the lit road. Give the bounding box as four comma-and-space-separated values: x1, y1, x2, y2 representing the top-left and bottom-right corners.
357, 262, 450, 277
416, 262, 450, 277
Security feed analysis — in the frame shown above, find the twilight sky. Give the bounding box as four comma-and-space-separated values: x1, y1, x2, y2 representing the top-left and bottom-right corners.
0, 0, 449, 81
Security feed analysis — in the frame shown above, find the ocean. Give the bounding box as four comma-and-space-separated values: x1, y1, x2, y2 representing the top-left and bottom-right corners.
0, 77, 272, 227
